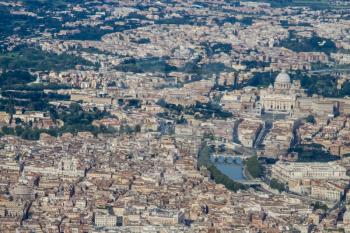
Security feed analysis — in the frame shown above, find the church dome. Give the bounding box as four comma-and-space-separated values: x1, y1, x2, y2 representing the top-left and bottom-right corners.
275, 70, 291, 84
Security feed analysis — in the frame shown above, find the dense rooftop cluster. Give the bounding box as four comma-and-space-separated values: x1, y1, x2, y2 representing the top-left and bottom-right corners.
1, 0, 350, 232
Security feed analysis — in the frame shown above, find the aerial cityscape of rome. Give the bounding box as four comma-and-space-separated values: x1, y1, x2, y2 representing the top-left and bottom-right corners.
2, 0, 350, 232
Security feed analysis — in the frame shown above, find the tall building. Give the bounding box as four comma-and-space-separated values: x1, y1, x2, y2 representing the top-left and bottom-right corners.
259, 70, 302, 113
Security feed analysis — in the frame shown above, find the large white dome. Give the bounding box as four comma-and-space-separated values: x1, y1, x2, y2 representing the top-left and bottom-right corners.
275, 70, 291, 84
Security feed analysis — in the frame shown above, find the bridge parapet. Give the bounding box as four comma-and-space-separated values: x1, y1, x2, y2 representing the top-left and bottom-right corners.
238, 179, 263, 186
211, 154, 253, 160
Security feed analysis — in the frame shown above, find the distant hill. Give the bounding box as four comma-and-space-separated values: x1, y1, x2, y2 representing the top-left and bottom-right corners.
242, 0, 350, 9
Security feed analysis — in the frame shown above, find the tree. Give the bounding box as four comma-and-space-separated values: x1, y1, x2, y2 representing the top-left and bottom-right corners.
246, 156, 263, 178
340, 81, 350, 97
176, 115, 187, 124
5, 102, 16, 115
218, 144, 226, 153
291, 143, 339, 162
69, 103, 82, 113
2, 126, 14, 135
306, 115, 316, 124
157, 98, 167, 108
20, 127, 40, 140
135, 124, 141, 133
14, 118, 22, 125
312, 201, 328, 211
128, 99, 141, 108
270, 179, 286, 193
197, 144, 213, 167
124, 125, 133, 134
15, 125, 24, 136
49, 107, 59, 122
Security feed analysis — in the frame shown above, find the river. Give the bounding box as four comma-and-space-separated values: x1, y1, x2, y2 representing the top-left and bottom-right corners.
210, 156, 247, 181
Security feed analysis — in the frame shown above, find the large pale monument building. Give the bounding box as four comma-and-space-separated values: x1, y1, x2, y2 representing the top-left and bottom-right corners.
260, 70, 302, 113
220, 69, 338, 117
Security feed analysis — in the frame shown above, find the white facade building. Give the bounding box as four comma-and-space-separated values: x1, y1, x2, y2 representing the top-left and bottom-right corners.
272, 161, 348, 183
260, 70, 301, 113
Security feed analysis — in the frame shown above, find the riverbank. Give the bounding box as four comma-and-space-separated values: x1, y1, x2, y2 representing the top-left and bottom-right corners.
243, 164, 254, 180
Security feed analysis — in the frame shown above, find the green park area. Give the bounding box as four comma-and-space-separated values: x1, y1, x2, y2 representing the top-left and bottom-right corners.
245, 156, 263, 178
290, 143, 339, 162
0, 70, 115, 140
0, 47, 95, 71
